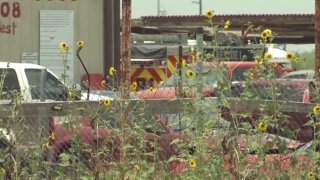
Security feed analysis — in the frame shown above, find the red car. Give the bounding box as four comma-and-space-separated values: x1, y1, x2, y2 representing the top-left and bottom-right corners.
220, 79, 316, 142
136, 61, 287, 99
45, 114, 190, 168
45, 113, 314, 177
173, 130, 313, 176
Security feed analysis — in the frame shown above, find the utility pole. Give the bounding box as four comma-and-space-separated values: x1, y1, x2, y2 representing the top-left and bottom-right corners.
199, 0, 202, 15
315, 0, 320, 80
157, 0, 160, 16
121, 0, 131, 99
192, 0, 202, 15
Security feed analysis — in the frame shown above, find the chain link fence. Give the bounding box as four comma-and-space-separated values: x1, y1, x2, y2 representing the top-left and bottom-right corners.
0, 61, 318, 178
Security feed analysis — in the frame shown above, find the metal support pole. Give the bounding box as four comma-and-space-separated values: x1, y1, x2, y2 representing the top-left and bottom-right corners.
177, 45, 183, 98
104, 0, 120, 88
196, 27, 203, 97
315, 0, 320, 80
157, 0, 160, 16
121, 0, 132, 99
199, 0, 202, 15
77, 48, 90, 100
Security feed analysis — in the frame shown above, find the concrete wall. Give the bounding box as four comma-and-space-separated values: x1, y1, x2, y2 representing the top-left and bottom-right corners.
0, 0, 104, 84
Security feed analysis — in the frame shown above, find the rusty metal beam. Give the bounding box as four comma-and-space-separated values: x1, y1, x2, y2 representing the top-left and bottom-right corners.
316, 0, 320, 80
139, 14, 314, 27
121, 0, 132, 99
129, 14, 315, 44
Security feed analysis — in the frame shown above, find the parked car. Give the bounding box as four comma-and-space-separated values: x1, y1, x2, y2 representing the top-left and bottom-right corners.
45, 114, 191, 168
136, 61, 287, 99
280, 69, 315, 80
220, 79, 317, 142
173, 130, 313, 176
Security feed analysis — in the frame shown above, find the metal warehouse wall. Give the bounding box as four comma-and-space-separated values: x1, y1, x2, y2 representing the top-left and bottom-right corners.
0, 0, 104, 84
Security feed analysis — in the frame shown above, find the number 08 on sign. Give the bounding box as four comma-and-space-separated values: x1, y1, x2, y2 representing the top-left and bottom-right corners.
0, 2, 20, 18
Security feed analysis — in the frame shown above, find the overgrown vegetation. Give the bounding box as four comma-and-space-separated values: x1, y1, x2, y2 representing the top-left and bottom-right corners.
0, 10, 318, 180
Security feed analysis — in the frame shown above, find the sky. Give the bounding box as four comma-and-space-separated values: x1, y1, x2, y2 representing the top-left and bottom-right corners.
131, 0, 315, 52
132, 0, 314, 18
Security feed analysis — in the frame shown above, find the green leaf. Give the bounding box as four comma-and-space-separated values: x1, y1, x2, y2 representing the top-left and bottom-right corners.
290, 156, 298, 167
168, 155, 177, 162
170, 139, 182, 145
148, 166, 154, 174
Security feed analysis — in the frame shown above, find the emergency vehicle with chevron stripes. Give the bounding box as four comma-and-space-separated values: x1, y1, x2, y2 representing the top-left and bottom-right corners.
130, 45, 190, 90
130, 33, 192, 90
129, 33, 294, 91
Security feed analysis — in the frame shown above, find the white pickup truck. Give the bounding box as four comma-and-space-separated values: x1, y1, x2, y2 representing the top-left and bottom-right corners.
0, 62, 70, 145
0, 62, 67, 103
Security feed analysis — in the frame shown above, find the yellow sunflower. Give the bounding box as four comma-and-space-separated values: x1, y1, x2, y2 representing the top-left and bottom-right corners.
204, 10, 214, 20
67, 90, 72, 97
224, 20, 231, 29
59, 41, 69, 51
182, 60, 187, 67
313, 105, 320, 114
258, 121, 267, 132
261, 32, 268, 41
103, 98, 111, 107
264, 52, 272, 60
190, 47, 196, 54
196, 52, 202, 60
286, 52, 295, 60
149, 87, 154, 91
77, 40, 84, 48
131, 82, 138, 91
255, 58, 264, 65
186, 70, 194, 78
49, 132, 55, 140
134, 165, 140, 172
43, 142, 49, 149
189, 159, 197, 168
109, 67, 116, 76
293, 57, 300, 63
263, 28, 273, 36
307, 172, 315, 179
0, 168, 5, 174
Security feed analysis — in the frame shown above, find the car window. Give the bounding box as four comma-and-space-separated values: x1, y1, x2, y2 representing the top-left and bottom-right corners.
0, 68, 21, 100
25, 69, 67, 101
